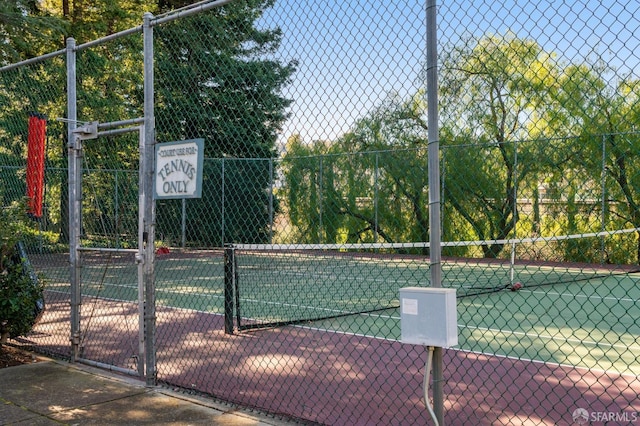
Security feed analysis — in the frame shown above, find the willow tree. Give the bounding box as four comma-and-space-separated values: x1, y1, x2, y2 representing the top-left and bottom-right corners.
439, 33, 559, 257
280, 135, 343, 244
542, 61, 640, 263
282, 92, 431, 250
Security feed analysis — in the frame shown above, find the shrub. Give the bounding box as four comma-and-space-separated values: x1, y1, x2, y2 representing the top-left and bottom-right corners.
0, 199, 45, 346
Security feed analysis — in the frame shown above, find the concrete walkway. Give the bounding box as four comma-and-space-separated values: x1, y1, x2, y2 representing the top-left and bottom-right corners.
0, 356, 295, 425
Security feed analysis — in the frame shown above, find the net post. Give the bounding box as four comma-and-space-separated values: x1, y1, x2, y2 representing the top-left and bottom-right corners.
224, 245, 235, 334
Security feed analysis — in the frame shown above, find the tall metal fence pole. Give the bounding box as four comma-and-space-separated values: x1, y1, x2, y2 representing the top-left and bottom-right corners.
318, 157, 323, 243
221, 158, 226, 245
510, 141, 519, 284
269, 158, 274, 244
66, 37, 82, 362
181, 199, 187, 248
426, 0, 444, 424
115, 171, 120, 248
601, 134, 607, 262
142, 12, 157, 386
374, 152, 379, 242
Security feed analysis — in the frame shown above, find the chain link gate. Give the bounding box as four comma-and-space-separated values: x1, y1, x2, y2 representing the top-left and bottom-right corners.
67, 119, 147, 377
2, 1, 640, 425
64, 14, 157, 382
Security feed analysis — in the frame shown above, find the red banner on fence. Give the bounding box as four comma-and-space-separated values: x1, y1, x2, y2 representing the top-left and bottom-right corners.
26, 113, 47, 218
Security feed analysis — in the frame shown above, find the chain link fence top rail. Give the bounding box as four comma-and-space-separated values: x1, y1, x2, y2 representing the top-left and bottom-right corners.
2, 0, 640, 425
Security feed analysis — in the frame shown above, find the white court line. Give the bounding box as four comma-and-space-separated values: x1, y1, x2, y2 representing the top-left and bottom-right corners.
374, 307, 639, 351
526, 288, 638, 304
360, 312, 640, 352
458, 323, 640, 352
298, 318, 640, 379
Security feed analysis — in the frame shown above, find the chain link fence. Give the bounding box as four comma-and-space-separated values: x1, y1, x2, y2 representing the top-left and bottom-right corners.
1, 0, 639, 424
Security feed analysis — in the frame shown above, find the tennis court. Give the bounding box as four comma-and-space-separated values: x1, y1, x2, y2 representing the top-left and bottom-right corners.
227, 246, 640, 377
36, 245, 640, 378
28, 246, 640, 424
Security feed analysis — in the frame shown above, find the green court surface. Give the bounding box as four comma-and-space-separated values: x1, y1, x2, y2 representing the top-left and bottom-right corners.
41, 253, 227, 314
36, 251, 640, 376
310, 275, 640, 376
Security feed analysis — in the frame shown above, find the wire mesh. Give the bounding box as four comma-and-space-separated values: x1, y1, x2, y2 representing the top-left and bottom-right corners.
1, 0, 639, 424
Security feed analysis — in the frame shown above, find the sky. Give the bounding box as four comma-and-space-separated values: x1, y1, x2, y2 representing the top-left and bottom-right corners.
257, 0, 639, 148
258, 0, 425, 146
444, 0, 640, 73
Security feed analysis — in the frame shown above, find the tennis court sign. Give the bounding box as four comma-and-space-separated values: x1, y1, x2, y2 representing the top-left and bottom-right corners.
154, 139, 204, 199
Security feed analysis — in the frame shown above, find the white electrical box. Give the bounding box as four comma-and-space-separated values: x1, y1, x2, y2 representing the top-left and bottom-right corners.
400, 287, 458, 347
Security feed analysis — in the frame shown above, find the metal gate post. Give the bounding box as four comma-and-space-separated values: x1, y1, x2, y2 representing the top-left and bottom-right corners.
142, 11, 157, 387
137, 125, 146, 378
68, 120, 98, 361
66, 37, 82, 362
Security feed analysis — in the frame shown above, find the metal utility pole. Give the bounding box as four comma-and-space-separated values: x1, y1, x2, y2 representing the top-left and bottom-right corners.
426, 0, 445, 424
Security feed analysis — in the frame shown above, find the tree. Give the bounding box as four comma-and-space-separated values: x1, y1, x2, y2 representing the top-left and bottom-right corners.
439, 33, 560, 257
40, 0, 156, 43
0, 1, 157, 247
0, 0, 65, 64
545, 60, 640, 262
282, 92, 431, 250
0, 1, 68, 240
337, 93, 431, 248
281, 135, 344, 244
0, 0, 296, 248
153, 0, 296, 245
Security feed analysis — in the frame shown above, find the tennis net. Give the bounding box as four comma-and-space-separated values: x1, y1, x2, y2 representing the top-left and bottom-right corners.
224, 229, 640, 331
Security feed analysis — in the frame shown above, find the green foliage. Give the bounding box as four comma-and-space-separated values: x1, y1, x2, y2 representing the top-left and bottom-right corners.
3, 2, 640, 265
154, 0, 296, 245
0, 199, 45, 344
281, 140, 339, 244
157, 158, 278, 246
282, 93, 432, 250
155, 0, 296, 159
0, 0, 66, 64
2, 0, 297, 248
281, 31, 640, 265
